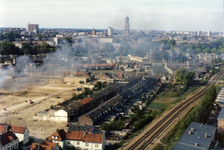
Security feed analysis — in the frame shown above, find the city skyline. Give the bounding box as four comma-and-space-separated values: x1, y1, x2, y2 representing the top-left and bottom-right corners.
0, 0, 224, 32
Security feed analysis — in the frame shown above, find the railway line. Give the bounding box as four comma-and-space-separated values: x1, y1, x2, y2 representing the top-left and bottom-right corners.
124, 70, 224, 150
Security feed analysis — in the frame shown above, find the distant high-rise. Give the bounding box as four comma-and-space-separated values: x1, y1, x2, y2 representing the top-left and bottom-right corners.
124, 16, 130, 35
198, 31, 201, 36
107, 27, 114, 36
208, 31, 211, 36
92, 28, 96, 35
26, 23, 39, 34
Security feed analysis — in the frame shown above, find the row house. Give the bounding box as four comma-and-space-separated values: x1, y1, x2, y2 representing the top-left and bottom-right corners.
47, 129, 105, 150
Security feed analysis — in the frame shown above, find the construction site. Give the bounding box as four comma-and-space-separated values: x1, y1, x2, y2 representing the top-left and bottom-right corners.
0, 75, 80, 142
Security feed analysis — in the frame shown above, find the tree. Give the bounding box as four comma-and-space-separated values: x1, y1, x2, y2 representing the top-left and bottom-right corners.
101, 122, 111, 131
175, 68, 195, 85
116, 119, 125, 130
95, 81, 103, 90
0, 42, 21, 55
65, 36, 73, 43
21, 43, 32, 54
84, 88, 92, 96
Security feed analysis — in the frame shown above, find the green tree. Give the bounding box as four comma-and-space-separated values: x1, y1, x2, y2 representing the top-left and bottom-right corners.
65, 36, 73, 43
21, 43, 32, 54
116, 119, 125, 130
175, 68, 195, 85
0, 42, 21, 55
101, 122, 110, 131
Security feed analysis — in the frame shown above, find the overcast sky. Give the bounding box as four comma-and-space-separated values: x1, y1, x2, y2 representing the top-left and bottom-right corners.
0, 0, 223, 32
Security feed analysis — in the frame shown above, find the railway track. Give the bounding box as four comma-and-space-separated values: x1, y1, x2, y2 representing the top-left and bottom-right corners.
124, 70, 224, 150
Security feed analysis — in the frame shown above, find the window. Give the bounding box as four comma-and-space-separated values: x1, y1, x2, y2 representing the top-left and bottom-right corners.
83, 149, 88, 150
77, 141, 80, 145
77, 147, 81, 150
95, 144, 98, 147
85, 143, 89, 146
67, 141, 71, 144
79, 81, 84, 84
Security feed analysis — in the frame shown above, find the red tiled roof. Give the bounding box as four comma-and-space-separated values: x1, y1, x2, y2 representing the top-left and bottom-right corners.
66, 131, 84, 140
78, 97, 94, 105
0, 125, 6, 133
0, 131, 18, 146
48, 129, 103, 143
31, 141, 58, 150
83, 133, 103, 143
10, 125, 26, 134
75, 72, 88, 76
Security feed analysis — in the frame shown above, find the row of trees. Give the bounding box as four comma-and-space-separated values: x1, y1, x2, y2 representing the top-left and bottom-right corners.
0, 42, 56, 55
177, 38, 224, 54
0, 32, 21, 41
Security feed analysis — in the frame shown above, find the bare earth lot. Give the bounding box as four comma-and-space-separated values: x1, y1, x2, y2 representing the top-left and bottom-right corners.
0, 77, 78, 142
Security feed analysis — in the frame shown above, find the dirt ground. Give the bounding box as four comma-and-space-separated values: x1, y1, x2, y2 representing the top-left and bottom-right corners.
0, 76, 80, 142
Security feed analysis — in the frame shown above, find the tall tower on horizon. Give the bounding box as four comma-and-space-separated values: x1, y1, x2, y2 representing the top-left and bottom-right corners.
124, 16, 130, 35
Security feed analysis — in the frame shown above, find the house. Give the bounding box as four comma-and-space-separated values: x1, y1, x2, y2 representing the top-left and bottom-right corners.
0, 131, 19, 150
63, 76, 89, 85
0, 123, 29, 145
75, 72, 93, 81
30, 141, 60, 150
47, 129, 105, 150
33, 109, 68, 122
173, 122, 217, 150
98, 73, 114, 83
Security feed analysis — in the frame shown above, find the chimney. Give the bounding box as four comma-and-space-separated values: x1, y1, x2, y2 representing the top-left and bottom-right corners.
83, 131, 87, 137
64, 127, 69, 133
195, 143, 198, 146
205, 132, 208, 138
188, 131, 191, 135
191, 127, 194, 131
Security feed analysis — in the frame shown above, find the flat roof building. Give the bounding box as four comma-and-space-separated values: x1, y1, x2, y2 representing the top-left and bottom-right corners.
173, 122, 217, 150
217, 106, 224, 133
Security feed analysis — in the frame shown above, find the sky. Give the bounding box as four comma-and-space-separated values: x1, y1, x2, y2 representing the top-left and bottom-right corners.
0, 0, 223, 32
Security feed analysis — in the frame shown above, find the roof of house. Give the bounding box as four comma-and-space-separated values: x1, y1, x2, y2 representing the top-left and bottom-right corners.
10, 125, 27, 134
31, 141, 58, 150
75, 72, 88, 76
66, 131, 84, 141
173, 122, 216, 150
48, 129, 67, 141
83, 132, 103, 143
68, 124, 93, 132
0, 131, 18, 146
48, 129, 103, 143
78, 97, 94, 105
0, 124, 27, 134
0, 125, 6, 133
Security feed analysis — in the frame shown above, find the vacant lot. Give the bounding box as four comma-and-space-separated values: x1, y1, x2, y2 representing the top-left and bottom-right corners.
0, 76, 80, 142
